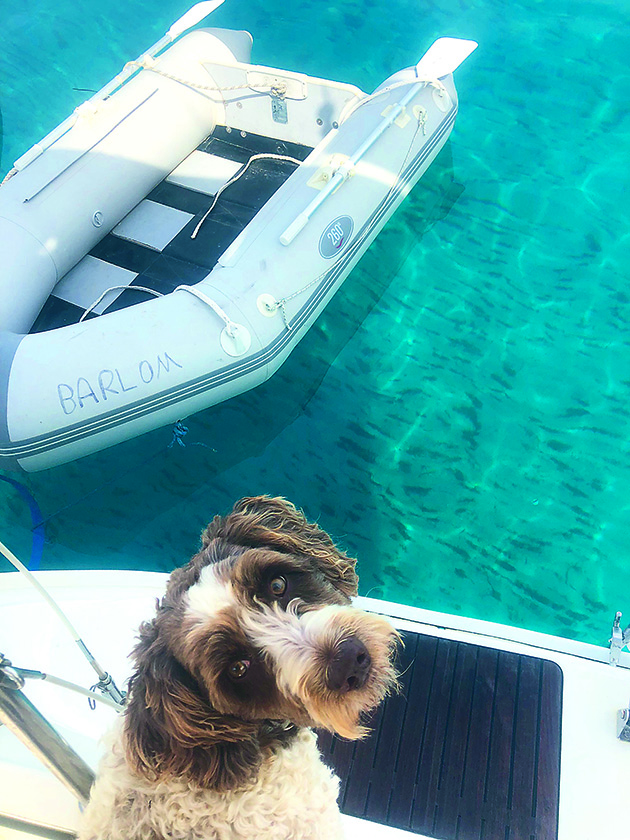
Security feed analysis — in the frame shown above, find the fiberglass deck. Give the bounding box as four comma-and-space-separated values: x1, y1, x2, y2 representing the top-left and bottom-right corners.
317, 630, 563, 840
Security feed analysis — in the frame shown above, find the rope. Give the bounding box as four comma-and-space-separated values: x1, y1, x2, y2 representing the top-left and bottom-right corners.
173, 284, 240, 336
274, 273, 326, 331
79, 285, 163, 322
191, 153, 302, 239
128, 58, 254, 94
168, 420, 189, 448
1, 168, 18, 186
168, 420, 215, 451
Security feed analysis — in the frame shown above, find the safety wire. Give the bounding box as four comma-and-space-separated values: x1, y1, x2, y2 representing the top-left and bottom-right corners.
0, 535, 125, 708
0, 416, 219, 713
191, 153, 302, 239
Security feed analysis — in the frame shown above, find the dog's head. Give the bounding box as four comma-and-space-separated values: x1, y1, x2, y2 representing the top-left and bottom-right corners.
124, 496, 399, 790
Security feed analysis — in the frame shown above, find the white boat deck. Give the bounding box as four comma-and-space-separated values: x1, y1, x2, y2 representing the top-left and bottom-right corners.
1, 570, 629, 839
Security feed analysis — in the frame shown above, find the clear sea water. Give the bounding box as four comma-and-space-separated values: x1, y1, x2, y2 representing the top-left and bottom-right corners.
1, 0, 629, 648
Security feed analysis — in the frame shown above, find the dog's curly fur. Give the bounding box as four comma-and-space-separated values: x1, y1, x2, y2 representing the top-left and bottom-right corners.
79, 496, 399, 840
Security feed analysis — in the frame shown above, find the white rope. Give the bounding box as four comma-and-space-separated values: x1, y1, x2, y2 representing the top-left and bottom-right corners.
191, 153, 302, 239
274, 273, 325, 331
0, 539, 84, 644
128, 58, 254, 94
79, 284, 163, 322
0, 168, 18, 186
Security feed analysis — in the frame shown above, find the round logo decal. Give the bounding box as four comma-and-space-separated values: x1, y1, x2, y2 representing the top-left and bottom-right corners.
319, 215, 354, 259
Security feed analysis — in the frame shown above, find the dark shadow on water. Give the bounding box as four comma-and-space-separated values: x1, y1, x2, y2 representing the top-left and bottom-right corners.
8, 143, 464, 562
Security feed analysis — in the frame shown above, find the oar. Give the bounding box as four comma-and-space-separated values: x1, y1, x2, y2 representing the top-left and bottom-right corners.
14, 0, 227, 171
415, 37, 477, 80
280, 37, 477, 246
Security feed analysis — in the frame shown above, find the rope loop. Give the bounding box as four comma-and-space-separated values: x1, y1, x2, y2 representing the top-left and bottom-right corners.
168, 420, 189, 448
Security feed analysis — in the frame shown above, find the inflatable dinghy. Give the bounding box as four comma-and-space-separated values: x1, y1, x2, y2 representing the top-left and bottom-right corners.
0, 2, 476, 472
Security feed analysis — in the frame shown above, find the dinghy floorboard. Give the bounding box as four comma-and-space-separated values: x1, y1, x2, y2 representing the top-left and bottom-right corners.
31, 127, 312, 333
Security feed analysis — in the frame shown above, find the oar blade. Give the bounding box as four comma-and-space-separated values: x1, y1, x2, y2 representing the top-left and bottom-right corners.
168, 0, 227, 40
415, 37, 478, 79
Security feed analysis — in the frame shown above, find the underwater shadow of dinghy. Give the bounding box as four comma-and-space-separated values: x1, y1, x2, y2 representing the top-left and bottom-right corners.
15, 144, 464, 558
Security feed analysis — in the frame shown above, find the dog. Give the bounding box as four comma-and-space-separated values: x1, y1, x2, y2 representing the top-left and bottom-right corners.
78, 496, 399, 840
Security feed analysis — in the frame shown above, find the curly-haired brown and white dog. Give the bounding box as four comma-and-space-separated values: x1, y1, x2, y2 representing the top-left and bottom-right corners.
79, 496, 399, 840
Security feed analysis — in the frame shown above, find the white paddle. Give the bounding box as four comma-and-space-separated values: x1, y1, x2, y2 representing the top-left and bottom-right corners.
166, 1, 227, 47
280, 37, 477, 246
415, 37, 478, 80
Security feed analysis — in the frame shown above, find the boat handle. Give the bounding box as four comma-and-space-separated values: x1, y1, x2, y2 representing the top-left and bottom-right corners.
174, 285, 252, 357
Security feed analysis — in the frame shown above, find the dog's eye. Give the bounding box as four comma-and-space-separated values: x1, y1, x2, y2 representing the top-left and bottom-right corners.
227, 659, 250, 680
269, 576, 287, 598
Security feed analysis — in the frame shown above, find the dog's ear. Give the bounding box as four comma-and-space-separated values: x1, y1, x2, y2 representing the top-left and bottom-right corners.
204, 495, 359, 599
124, 618, 262, 791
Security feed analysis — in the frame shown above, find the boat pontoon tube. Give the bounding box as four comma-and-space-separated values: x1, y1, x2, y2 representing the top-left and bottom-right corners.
0, 28, 252, 334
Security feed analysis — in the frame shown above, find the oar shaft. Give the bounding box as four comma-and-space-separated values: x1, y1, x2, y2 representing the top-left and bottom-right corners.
280, 82, 423, 246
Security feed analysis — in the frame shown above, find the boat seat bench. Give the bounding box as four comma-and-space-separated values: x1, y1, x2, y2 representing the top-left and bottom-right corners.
317, 629, 562, 840
29, 126, 312, 334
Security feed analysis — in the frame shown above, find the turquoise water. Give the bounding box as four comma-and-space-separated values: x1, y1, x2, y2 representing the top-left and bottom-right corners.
2, 0, 630, 647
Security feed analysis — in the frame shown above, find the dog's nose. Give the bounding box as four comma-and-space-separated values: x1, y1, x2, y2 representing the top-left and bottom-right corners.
327, 638, 371, 693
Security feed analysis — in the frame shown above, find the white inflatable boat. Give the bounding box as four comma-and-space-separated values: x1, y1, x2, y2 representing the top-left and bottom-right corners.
0, 3, 476, 472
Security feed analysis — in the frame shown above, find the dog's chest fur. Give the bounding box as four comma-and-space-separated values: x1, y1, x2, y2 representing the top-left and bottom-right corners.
79, 726, 344, 840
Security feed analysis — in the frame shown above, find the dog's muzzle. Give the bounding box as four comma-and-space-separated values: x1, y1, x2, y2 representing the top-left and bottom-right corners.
327, 638, 371, 693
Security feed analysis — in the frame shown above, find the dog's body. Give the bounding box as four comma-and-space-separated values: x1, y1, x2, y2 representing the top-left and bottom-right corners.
79, 724, 343, 840
79, 497, 398, 840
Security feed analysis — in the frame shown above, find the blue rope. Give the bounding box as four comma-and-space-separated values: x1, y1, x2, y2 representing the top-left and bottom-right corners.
168, 420, 189, 448
1, 424, 214, 538
168, 420, 215, 450
0, 475, 45, 571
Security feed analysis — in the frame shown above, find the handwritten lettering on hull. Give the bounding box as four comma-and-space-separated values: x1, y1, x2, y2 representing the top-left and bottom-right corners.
57, 352, 182, 415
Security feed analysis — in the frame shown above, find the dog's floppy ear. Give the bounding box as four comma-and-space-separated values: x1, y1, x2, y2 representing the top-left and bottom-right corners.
124, 617, 262, 791
204, 495, 359, 599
